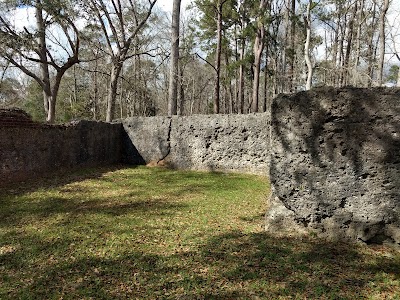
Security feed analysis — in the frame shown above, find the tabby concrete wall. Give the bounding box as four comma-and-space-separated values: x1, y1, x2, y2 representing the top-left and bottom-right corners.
266, 87, 400, 246
0, 109, 122, 185
122, 113, 270, 175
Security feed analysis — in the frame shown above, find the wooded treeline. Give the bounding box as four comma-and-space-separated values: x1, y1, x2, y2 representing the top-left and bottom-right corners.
1, 0, 399, 123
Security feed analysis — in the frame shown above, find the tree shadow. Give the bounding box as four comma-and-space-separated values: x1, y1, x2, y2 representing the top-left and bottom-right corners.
4, 229, 400, 299
270, 87, 400, 243
0, 164, 126, 195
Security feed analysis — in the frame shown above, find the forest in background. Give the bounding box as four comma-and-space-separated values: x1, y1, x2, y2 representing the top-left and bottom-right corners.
0, 0, 399, 123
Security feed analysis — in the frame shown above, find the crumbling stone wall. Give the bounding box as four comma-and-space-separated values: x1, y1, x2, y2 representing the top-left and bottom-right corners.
123, 113, 270, 175
0, 109, 122, 184
266, 87, 400, 246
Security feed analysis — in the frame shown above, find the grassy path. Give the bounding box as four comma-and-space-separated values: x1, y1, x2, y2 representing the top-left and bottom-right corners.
0, 166, 399, 299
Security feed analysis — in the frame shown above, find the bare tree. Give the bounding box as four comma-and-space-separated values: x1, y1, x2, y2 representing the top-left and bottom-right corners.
0, 0, 80, 123
168, 0, 182, 116
237, 1, 246, 114
213, 0, 229, 114
251, 0, 267, 113
86, 0, 157, 122
377, 0, 390, 86
288, 0, 296, 92
304, 0, 313, 90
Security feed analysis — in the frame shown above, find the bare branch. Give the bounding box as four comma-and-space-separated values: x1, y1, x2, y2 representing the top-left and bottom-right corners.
195, 53, 216, 72
3, 54, 45, 89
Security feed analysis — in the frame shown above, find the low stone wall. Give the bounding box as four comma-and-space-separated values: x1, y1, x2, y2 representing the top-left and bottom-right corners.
267, 87, 400, 246
0, 109, 122, 184
123, 113, 270, 175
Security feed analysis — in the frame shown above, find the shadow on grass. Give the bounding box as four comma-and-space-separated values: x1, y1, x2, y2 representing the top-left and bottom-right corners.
0, 166, 202, 228
0, 164, 126, 196
3, 230, 400, 299
1, 167, 397, 299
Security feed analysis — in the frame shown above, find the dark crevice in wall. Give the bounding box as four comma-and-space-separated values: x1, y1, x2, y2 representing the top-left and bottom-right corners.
157, 117, 172, 164
122, 113, 270, 174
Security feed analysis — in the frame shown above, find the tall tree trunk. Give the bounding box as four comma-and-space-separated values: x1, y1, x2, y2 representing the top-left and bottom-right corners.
106, 62, 122, 122
178, 65, 185, 115
251, 0, 267, 113
214, 0, 227, 114
238, 25, 245, 114
338, 14, 346, 86
332, 10, 340, 87
47, 70, 66, 124
377, 0, 389, 86
224, 49, 230, 114
282, 0, 290, 92
263, 37, 269, 113
343, 1, 357, 86
367, 1, 377, 87
353, 0, 365, 85
304, 0, 313, 91
92, 53, 99, 120
35, 2, 52, 121
168, 0, 182, 116
288, 0, 296, 92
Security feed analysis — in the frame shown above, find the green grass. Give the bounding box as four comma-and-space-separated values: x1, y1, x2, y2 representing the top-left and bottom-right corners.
0, 166, 399, 299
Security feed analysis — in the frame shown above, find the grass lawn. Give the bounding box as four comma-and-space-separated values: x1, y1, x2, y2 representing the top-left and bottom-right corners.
0, 166, 399, 299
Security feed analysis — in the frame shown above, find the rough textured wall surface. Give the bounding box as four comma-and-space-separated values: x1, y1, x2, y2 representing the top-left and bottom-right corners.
123, 113, 270, 175
122, 117, 171, 164
0, 109, 122, 184
267, 87, 400, 246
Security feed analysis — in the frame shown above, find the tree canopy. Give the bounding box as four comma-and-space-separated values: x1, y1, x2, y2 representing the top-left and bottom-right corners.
1, 0, 399, 122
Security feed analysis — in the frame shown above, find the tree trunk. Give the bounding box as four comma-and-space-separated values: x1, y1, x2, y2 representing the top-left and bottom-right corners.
36, 2, 52, 119
367, 1, 377, 87
338, 15, 346, 86
178, 65, 185, 115
304, 0, 313, 91
251, 0, 267, 113
289, 0, 296, 92
332, 10, 340, 87
238, 27, 245, 114
263, 39, 269, 113
92, 53, 99, 120
214, 0, 225, 114
251, 42, 261, 112
377, 0, 389, 86
353, 0, 365, 85
343, 1, 357, 86
168, 0, 182, 116
47, 70, 66, 123
106, 63, 122, 122
282, 0, 290, 92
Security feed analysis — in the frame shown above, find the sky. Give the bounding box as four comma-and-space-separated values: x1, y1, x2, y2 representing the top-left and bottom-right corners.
156, 0, 193, 13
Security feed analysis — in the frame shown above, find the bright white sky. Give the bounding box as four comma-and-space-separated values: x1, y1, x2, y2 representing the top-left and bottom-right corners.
156, 0, 193, 13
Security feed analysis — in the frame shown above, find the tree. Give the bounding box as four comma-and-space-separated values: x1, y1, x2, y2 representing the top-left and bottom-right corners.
0, 0, 80, 123
288, 0, 296, 92
214, 0, 229, 114
304, 0, 313, 90
251, 0, 267, 113
84, 0, 157, 122
377, 0, 390, 86
168, 0, 182, 116
386, 64, 399, 85
237, 0, 247, 113
195, 0, 232, 114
